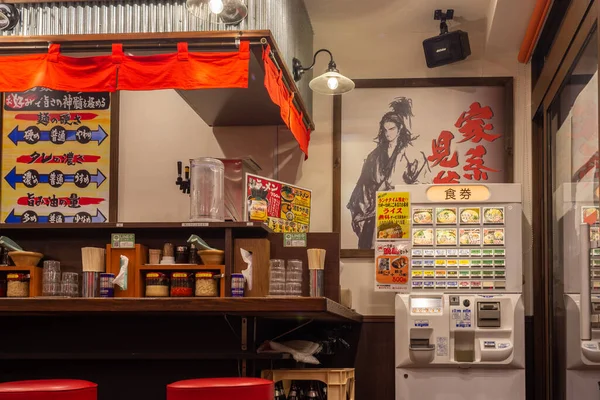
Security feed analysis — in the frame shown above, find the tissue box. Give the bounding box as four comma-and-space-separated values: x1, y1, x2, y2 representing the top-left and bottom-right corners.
105, 243, 147, 298
233, 238, 270, 297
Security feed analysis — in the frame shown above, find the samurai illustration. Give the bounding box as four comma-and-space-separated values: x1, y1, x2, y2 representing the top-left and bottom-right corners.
347, 97, 430, 249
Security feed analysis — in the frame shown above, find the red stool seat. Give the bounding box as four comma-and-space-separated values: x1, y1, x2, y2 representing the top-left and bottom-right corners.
0, 379, 97, 400
167, 377, 273, 400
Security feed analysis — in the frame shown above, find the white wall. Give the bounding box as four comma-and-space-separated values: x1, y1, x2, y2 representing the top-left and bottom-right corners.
298, 20, 533, 315
118, 90, 302, 222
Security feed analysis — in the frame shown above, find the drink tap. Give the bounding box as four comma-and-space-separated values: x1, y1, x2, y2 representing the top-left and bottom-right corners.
175, 161, 190, 194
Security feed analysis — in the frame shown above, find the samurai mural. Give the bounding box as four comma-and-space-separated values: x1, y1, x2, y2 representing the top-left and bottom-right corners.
347, 97, 430, 249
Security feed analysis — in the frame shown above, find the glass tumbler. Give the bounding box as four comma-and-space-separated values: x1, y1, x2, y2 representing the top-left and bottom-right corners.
60, 272, 79, 297
285, 259, 303, 296
189, 157, 224, 222
269, 259, 286, 296
42, 260, 61, 296
286, 260, 303, 282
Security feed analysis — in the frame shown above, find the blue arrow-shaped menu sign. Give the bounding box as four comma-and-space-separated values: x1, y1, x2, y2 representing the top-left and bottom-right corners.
4, 167, 106, 190
4, 209, 107, 224
7, 125, 108, 146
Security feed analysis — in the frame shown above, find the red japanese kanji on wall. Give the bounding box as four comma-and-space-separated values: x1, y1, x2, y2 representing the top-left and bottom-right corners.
429, 102, 502, 184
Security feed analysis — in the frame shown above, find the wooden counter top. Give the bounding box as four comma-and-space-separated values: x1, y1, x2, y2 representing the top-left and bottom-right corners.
0, 297, 362, 323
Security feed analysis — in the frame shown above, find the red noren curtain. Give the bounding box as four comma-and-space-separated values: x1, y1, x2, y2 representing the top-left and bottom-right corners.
0, 40, 310, 157
0, 44, 118, 92
262, 44, 311, 159
115, 41, 250, 90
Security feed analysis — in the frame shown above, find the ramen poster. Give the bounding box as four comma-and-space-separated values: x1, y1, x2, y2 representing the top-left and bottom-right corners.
244, 173, 311, 233
375, 191, 410, 241
375, 241, 410, 292
342, 86, 507, 250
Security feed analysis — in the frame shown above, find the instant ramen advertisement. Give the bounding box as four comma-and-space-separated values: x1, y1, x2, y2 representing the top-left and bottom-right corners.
375, 241, 410, 292
244, 173, 311, 233
375, 191, 410, 241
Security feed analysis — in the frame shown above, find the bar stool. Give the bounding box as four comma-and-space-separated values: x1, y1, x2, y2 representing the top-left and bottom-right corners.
167, 377, 273, 400
0, 379, 97, 400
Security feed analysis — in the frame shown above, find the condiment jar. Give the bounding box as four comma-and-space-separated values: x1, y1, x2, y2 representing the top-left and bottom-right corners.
163, 243, 174, 257
0, 247, 8, 266
195, 272, 218, 297
145, 272, 169, 297
171, 272, 193, 297
7, 273, 29, 297
99, 273, 115, 298
161, 243, 175, 264
231, 273, 245, 297
175, 246, 189, 264
189, 243, 200, 264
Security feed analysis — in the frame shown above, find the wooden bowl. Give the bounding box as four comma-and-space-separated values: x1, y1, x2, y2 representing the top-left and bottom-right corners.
8, 251, 43, 267
198, 250, 225, 265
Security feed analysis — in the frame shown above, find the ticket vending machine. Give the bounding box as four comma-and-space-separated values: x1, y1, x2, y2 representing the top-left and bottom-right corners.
390, 184, 525, 400
558, 183, 600, 398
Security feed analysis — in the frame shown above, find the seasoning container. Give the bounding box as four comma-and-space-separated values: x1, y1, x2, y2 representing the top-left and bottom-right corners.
269, 259, 286, 296
188, 243, 200, 264
171, 272, 193, 297
231, 273, 245, 297
148, 249, 161, 265
175, 245, 189, 264
99, 273, 115, 298
0, 277, 6, 297
61, 272, 79, 297
195, 272, 218, 297
161, 243, 175, 264
145, 272, 169, 297
7, 273, 29, 297
0, 247, 9, 266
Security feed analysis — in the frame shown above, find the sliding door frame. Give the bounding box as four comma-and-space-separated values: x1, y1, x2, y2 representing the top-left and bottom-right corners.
531, 1, 599, 399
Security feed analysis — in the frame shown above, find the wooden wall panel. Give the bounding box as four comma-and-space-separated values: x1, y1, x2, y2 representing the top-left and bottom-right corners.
355, 318, 395, 400
268, 233, 341, 302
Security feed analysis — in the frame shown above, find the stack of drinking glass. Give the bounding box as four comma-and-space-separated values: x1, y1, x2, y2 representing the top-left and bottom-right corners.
268, 259, 303, 297
42, 261, 61, 296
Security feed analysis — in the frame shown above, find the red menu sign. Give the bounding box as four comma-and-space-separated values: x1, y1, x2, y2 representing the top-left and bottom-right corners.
245, 173, 311, 233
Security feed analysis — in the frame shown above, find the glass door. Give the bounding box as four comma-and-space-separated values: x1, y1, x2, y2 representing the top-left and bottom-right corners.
547, 23, 599, 400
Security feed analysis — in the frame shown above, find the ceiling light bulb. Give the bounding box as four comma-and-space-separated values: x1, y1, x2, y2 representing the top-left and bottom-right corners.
327, 77, 339, 90
208, 0, 224, 14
